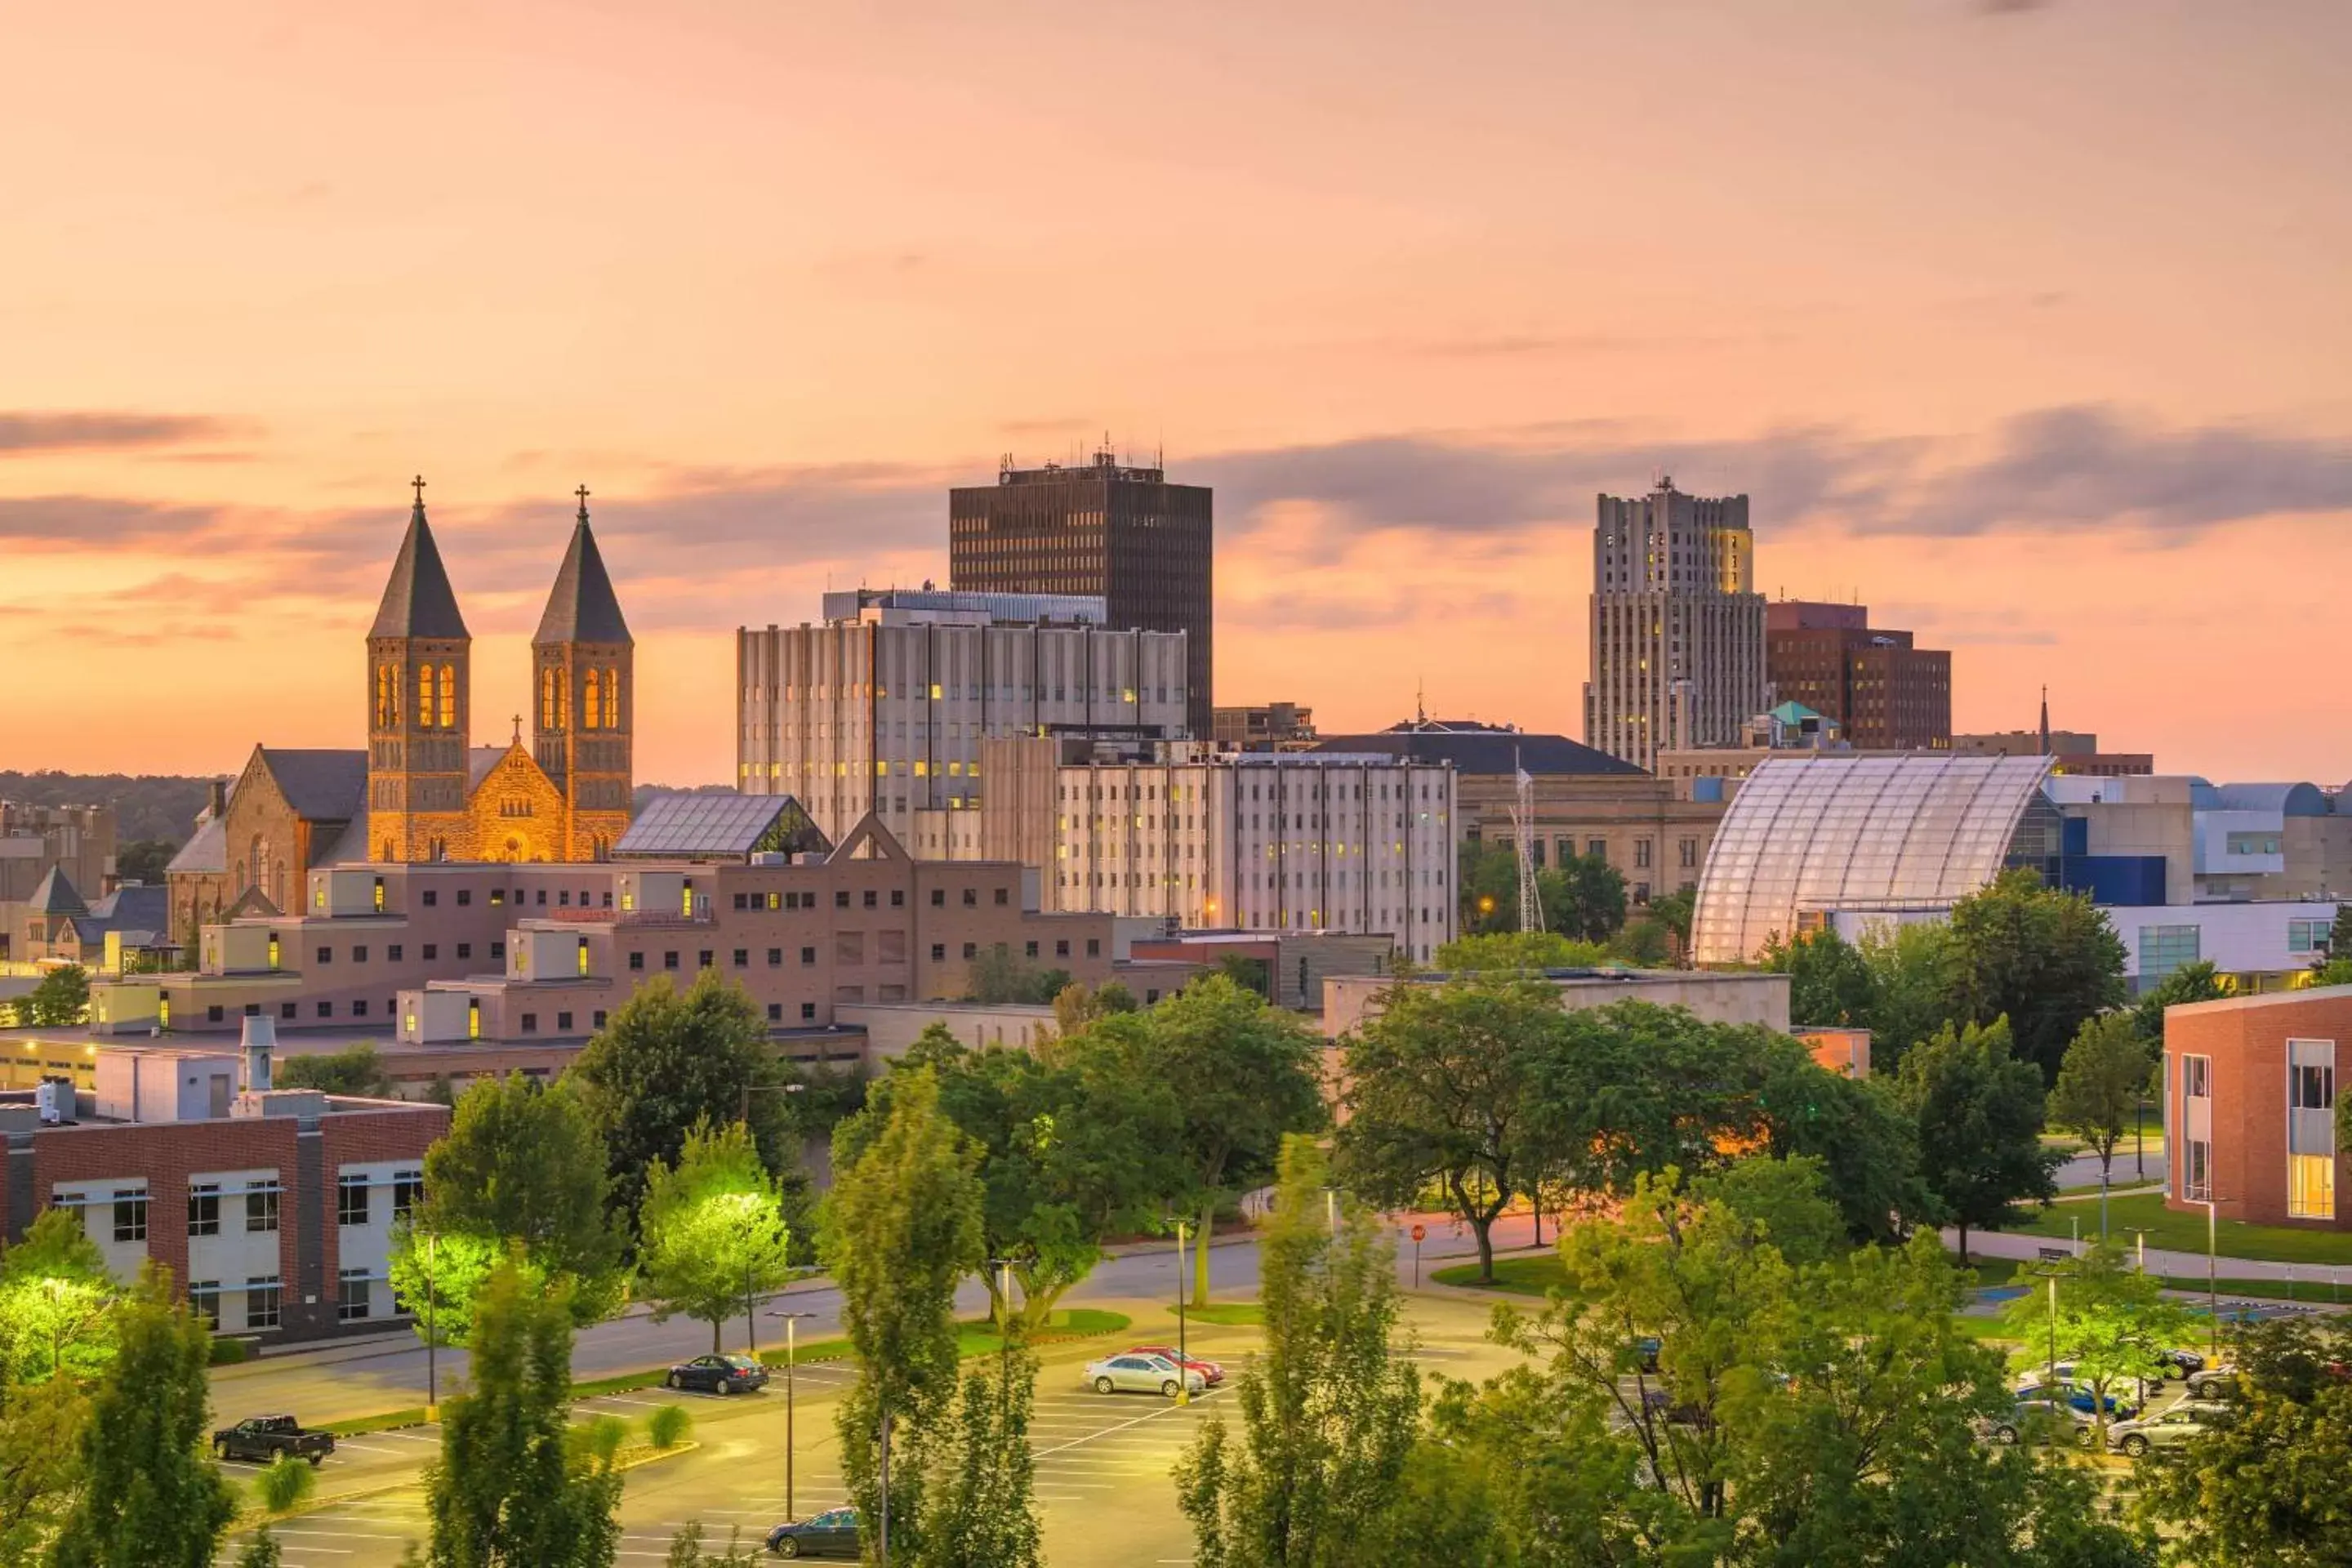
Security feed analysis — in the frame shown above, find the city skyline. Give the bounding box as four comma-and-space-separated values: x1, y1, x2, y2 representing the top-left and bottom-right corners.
7, 1, 2350, 784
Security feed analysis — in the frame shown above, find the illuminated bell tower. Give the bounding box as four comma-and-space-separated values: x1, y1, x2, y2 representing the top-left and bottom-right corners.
367, 477, 474, 862
532, 487, 635, 861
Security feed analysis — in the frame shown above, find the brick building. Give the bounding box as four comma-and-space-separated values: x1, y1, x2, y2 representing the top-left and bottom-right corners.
2165, 985, 2350, 1228
1764, 601, 1952, 752
0, 1033, 446, 1343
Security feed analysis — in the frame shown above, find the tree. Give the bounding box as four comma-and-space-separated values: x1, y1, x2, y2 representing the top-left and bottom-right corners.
1456, 841, 1519, 935
24, 965, 90, 1027
1857, 919, 1958, 1073
0, 1370, 88, 1563
50, 1269, 236, 1568
1647, 885, 1696, 954
964, 946, 1067, 1005
911, 1351, 1043, 1568
1538, 854, 1628, 943
1753, 1042, 1927, 1245
567, 971, 802, 1218
1337, 973, 1559, 1282
2129, 959, 2228, 1052
2323, 903, 2352, 964
423, 1260, 623, 1568
1897, 1018, 2060, 1264
637, 1120, 795, 1355
390, 1075, 627, 1329
1176, 1138, 1422, 1568
115, 840, 176, 884
274, 1041, 397, 1098
824, 1067, 986, 1560
1759, 928, 1876, 1029
1146, 974, 1326, 1305
1943, 871, 2127, 1082
1435, 930, 1611, 972
1214, 951, 1271, 999
2001, 1243, 2190, 1448
2049, 1012, 2154, 1228
1525, 1002, 1770, 1198
0, 1207, 119, 1382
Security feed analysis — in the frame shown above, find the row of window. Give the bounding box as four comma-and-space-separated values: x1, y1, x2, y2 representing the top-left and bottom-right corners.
625, 935, 1096, 973
727, 887, 1005, 911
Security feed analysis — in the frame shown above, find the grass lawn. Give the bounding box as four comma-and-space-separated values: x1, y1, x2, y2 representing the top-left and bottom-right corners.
1428, 1254, 1571, 1297
2158, 1274, 2352, 1304
1172, 1301, 1265, 1327
2016, 1192, 2352, 1266
957, 1308, 1132, 1358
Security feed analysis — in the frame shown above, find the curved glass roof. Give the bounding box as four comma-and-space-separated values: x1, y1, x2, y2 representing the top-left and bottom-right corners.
1690, 754, 2054, 965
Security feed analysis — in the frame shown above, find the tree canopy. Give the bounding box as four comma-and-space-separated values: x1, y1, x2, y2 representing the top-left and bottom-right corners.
1896, 1018, 2060, 1263
274, 1041, 398, 1098
0, 1207, 120, 1382
23, 965, 90, 1028
1943, 871, 2127, 1082
637, 1120, 795, 1354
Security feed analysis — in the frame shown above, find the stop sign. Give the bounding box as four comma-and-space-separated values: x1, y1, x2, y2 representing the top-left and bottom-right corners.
1410, 1223, 1427, 1242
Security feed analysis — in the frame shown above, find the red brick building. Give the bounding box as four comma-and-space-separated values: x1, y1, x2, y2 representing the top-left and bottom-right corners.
2164, 985, 2349, 1227
1764, 601, 1952, 752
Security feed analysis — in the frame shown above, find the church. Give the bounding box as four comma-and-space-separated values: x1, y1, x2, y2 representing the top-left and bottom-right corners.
166, 483, 636, 945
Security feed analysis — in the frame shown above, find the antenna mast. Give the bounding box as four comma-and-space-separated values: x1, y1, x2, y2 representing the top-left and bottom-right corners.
1512, 747, 1544, 934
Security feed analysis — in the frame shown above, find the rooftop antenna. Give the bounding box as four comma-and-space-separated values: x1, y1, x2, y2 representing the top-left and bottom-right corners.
1512, 746, 1544, 935
1414, 675, 1427, 729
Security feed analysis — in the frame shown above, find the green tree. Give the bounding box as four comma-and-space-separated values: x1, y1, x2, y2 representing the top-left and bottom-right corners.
1176, 1138, 1422, 1568
2050, 1012, 2154, 1227
1647, 884, 1697, 953
1857, 919, 1958, 1073
1435, 930, 1611, 972
0, 1207, 119, 1382
964, 945, 1067, 1004
1897, 1018, 2060, 1264
386, 1228, 504, 1353
1944, 870, 2128, 1082
1456, 841, 1519, 935
1213, 951, 1270, 998
638, 1120, 795, 1355
423, 1260, 622, 1568
2128, 959, 2228, 1052
1753, 1043, 1927, 1245
1147, 974, 1326, 1305
274, 1041, 397, 1098
824, 1066, 986, 1561
2323, 903, 2352, 964
0, 1370, 88, 1563
114, 840, 176, 884
1759, 928, 1877, 1028
1538, 854, 1628, 942
911, 1351, 1042, 1568
50, 1269, 235, 1568
1337, 973, 1559, 1282
24, 964, 90, 1027
2002, 1243, 2190, 1447
390, 1075, 627, 1330
1524, 1002, 1766, 1197
567, 970, 801, 1218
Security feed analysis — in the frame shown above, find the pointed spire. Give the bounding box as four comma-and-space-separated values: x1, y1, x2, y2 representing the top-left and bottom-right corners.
2039, 684, 2051, 757
534, 487, 632, 645
28, 864, 86, 916
370, 475, 470, 639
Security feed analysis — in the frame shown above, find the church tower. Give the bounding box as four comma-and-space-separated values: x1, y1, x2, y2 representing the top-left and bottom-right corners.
532, 488, 635, 861
367, 478, 474, 862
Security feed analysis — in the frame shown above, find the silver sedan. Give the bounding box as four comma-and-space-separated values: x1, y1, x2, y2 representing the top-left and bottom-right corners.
1084, 1353, 1208, 1397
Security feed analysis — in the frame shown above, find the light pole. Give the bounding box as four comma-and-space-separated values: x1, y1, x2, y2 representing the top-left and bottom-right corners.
987, 1256, 1016, 1419
1321, 1185, 1339, 1234
770, 1308, 816, 1522
1165, 1218, 1192, 1406
2123, 1227, 2154, 1274
2046, 1272, 2060, 1391
424, 1229, 440, 1423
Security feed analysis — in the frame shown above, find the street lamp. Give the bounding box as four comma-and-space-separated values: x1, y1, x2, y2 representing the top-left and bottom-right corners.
1164, 1217, 1192, 1406
2200, 1196, 2239, 1361
2123, 1226, 2155, 1274
422, 1229, 441, 1423
768, 1307, 817, 1523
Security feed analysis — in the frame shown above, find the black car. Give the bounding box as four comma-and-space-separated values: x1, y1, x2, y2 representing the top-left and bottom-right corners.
2156, 1348, 2207, 1380
213, 1414, 336, 1466
666, 1353, 769, 1395
766, 1508, 860, 1559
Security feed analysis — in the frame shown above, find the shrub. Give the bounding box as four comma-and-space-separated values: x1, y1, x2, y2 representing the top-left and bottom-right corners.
646, 1402, 693, 1450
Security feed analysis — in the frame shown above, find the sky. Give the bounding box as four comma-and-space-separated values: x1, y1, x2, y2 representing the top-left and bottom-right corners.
4, 0, 2349, 790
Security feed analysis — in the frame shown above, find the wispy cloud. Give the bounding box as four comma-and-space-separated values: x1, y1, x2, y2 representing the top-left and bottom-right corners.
0, 412, 243, 456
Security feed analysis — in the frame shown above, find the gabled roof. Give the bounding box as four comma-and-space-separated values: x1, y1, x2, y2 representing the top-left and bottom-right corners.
70, 884, 170, 943
27, 864, 86, 915
617, 791, 831, 860
314, 815, 374, 867
370, 497, 470, 641
256, 749, 368, 822
468, 746, 507, 792
167, 813, 229, 875
533, 510, 631, 646
1310, 728, 1644, 777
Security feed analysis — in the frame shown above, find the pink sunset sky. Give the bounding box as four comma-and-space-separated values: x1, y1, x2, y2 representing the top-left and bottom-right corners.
4, 0, 2348, 787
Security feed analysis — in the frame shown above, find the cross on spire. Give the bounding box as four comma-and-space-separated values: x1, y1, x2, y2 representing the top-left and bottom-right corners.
412, 474, 427, 506
575, 483, 590, 523
512, 713, 523, 746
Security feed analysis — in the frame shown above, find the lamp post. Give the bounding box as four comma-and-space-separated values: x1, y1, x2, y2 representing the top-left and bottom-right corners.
1165, 1218, 1192, 1406
770, 1308, 816, 1522
2047, 1272, 2060, 1392
987, 1256, 1017, 1420
2123, 1226, 2155, 1274
423, 1229, 440, 1423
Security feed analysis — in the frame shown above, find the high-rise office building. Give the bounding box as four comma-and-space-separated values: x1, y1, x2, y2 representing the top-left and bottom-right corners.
1584, 479, 1767, 770
1765, 601, 1952, 751
950, 449, 1214, 736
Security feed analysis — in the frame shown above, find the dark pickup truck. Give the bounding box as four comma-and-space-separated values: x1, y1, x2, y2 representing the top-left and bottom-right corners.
212, 1415, 336, 1466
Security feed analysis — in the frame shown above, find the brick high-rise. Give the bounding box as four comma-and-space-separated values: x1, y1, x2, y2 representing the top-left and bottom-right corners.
1765, 601, 1952, 751
950, 449, 1213, 736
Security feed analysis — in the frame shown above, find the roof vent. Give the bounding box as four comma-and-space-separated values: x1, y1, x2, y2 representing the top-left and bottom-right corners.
239, 1012, 276, 1094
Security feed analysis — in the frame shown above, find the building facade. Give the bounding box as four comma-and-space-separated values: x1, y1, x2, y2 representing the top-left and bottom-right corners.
1212, 702, 1317, 751
1764, 601, 1951, 751
949, 450, 1214, 736
1585, 479, 1767, 770
735, 589, 1187, 843
2165, 987, 2351, 1228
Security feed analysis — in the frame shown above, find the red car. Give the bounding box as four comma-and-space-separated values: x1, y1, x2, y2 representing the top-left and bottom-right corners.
1129, 1345, 1223, 1386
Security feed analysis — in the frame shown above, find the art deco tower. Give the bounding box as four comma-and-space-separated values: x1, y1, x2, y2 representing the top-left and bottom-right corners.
532, 488, 635, 861
367, 478, 474, 861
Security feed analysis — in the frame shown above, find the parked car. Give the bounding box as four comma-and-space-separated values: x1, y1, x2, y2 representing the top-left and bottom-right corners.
2016, 1362, 2158, 1399
1127, 1345, 1224, 1386
2015, 1383, 2137, 1419
2106, 1404, 2220, 1458
766, 1508, 860, 1559
1085, 1353, 1207, 1397
1977, 1397, 2096, 1448
2156, 1348, 2207, 1380
1633, 1337, 1664, 1374
213, 1414, 336, 1466
666, 1353, 769, 1395
2185, 1365, 2240, 1399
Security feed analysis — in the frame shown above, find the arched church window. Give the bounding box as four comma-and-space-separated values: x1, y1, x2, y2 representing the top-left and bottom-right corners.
604, 667, 620, 729
439, 665, 456, 728
583, 670, 600, 732
541, 668, 558, 731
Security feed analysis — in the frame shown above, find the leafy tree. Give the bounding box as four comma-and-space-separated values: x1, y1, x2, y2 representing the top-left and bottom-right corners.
964, 944, 1067, 1005
386, 1227, 504, 1353
1538, 854, 1628, 943
114, 840, 176, 884
1753, 1042, 1927, 1245
1896, 1018, 2060, 1264
234, 1529, 284, 1568
637, 1120, 794, 1355
0, 1207, 119, 1381
1456, 841, 1520, 935
1857, 919, 1958, 1073
567, 971, 800, 1218
423, 1260, 623, 1568
1435, 930, 1611, 971
24, 964, 90, 1027
1525, 1003, 1766, 1196
1647, 884, 1697, 953
661, 1523, 763, 1566
2129, 959, 2228, 1052
1943, 870, 2128, 1082
1608, 915, 1676, 968
1337, 973, 1560, 1282
274, 1041, 398, 1098
1759, 928, 1876, 1028
50, 1269, 235, 1568
1213, 951, 1271, 998
2050, 1012, 2154, 1224
824, 1066, 986, 1560
2001, 1243, 2191, 1447
2312, 955, 2352, 988
2323, 903, 2352, 964
390, 1075, 627, 1329
911, 1351, 1042, 1568
0, 1370, 88, 1563
1049, 980, 1138, 1035
1176, 1138, 1422, 1568
1147, 974, 1326, 1304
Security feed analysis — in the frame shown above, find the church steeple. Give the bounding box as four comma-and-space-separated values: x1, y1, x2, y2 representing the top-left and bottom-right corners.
367, 475, 473, 862
372, 477, 471, 640
532, 487, 634, 861
533, 488, 632, 646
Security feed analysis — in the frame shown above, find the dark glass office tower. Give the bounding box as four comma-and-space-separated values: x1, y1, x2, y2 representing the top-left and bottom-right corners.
950, 450, 1214, 736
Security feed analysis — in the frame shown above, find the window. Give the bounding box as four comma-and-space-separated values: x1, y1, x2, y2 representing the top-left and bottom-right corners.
189, 1183, 220, 1236
2181, 1054, 2212, 1100
1025, 941, 1039, 959
931, 943, 947, 961
490, 942, 505, 961
423, 943, 439, 960
890, 889, 905, 907
664, 951, 680, 970
962, 889, 978, 907
2290, 918, 2333, 956
353, 945, 369, 963
281, 1001, 297, 1019
2139, 924, 2201, 983
2292, 1062, 2336, 1111
1086, 938, 1101, 958
338, 1176, 369, 1227
520, 1013, 537, 1033
316, 946, 332, 965
392, 1170, 424, 1218
456, 943, 472, 960
457, 889, 472, 906
557, 1011, 572, 1031
246, 1276, 283, 1331
353, 999, 369, 1018
2291, 1154, 2337, 1220
800, 946, 817, 965
112, 1189, 148, 1244
931, 889, 946, 906
422, 889, 438, 907
962, 942, 978, 960
1055, 939, 1071, 958
800, 1002, 817, 1021
189, 1282, 220, 1331
1679, 838, 1698, 869
389, 944, 403, 962
835, 891, 850, 909
863, 889, 877, 908
208, 1004, 225, 1023
630, 951, 644, 971
592, 1010, 608, 1028
317, 1000, 333, 1018
994, 888, 1009, 906
246, 1183, 281, 1234
767, 1003, 782, 1022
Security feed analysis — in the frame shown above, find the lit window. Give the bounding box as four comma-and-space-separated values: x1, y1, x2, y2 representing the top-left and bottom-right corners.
2290, 1154, 2336, 1220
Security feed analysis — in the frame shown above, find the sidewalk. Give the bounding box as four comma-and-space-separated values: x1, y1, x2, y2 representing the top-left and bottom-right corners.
1947, 1226, 2352, 1297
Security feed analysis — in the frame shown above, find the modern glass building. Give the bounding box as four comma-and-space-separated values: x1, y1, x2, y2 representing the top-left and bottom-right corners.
1689, 754, 2056, 964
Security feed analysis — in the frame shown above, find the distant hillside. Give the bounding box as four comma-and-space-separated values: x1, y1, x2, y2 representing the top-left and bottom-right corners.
0, 770, 219, 845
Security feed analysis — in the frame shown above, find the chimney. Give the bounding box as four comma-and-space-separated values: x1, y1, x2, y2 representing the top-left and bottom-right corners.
240, 1012, 275, 1093
207, 777, 228, 821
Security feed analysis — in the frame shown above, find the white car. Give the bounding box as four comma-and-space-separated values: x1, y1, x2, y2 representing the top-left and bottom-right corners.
1085, 1353, 1207, 1397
